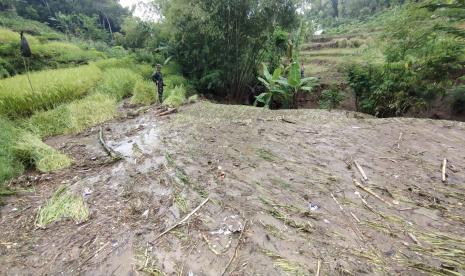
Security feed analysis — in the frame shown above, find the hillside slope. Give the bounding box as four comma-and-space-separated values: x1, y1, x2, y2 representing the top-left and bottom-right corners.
1, 101, 464, 275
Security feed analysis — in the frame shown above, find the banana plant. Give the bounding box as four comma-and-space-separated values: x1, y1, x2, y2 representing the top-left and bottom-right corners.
255, 62, 318, 108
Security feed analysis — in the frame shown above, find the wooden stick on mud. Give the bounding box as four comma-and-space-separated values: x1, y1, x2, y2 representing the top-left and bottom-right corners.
330, 193, 344, 211
353, 179, 392, 207
442, 158, 447, 183
316, 259, 321, 276
397, 132, 403, 150
154, 197, 210, 241
354, 160, 368, 181
221, 220, 248, 276
98, 127, 122, 160
281, 117, 297, 124
156, 108, 177, 117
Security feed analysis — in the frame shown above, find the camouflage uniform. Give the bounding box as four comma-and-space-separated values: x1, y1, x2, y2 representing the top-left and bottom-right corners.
152, 70, 164, 103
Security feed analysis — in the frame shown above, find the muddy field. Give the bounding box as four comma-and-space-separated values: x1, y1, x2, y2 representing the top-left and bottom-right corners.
1, 101, 465, 275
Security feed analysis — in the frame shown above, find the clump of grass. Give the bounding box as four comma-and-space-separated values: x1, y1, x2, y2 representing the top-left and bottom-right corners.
271, 177, 291, 189
256, 148, 276, 162
96, 68, 141, 101
36, 185, 89, 228
165, 75, 188, 89
187, 94, 199, 104
131, 80, 157, 105
263, 249, 306, 275
14, 132, 71, 172
163, 85, 187, 108
26, 93, 117, 138
174, 192, 189, 214
0, 117, 24, 184
0, 65, 102, 117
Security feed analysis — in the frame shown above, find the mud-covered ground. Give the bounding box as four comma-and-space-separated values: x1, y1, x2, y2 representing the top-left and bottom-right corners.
1, 101, 465, 275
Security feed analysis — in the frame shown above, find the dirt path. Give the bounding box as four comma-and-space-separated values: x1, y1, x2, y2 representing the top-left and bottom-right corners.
1, 102, 465, 275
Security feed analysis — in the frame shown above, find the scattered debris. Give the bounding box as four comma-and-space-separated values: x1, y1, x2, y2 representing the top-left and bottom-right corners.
442, 158, 447, 183
221, 220, 248, 276
98, 126, 122, 161
308, 202, 320, 212
155, 108, 177, 117
154, 197, 210, 241
354, 160, 368, 181
330, 193, 344, 211
353, 179, 392, 207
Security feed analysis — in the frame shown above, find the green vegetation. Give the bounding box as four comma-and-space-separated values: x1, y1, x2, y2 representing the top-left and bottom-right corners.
26, 93, 117, 138
0, 117, 24, 184
14, 132, 71, 173
163, 85, 187, 108
36, 185, 89, 228
131, 80, 157, 106
0, 65, 102, 117
96, 68, 140, 101
319, 86, 345, 111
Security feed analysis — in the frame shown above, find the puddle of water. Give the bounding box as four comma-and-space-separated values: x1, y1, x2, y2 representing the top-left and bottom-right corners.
110, 126, 160, 163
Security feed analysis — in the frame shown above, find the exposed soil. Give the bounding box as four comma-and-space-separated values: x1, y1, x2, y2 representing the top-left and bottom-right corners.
1, 101, 465, 275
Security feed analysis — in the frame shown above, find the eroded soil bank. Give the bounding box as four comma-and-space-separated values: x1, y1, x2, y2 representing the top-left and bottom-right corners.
1, 102, 465, 275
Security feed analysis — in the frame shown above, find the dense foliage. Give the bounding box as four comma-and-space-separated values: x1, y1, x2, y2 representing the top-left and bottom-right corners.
155, 0, 300, 101
346, 2, 465, 117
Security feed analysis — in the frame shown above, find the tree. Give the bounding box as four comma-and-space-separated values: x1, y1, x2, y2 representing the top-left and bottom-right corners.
158, 0, 299, 101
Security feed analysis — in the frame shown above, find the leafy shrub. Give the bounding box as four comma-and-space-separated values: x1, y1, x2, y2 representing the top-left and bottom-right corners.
163, 85, 187, 108
96, 68, 141, 101
13, 132, 71, 173
319, 87, 345, 111
450, 86, 465, 115
131, 80, 157, 105
0, 65, 102, 117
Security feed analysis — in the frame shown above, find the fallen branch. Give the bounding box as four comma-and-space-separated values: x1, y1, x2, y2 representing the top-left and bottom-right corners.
98, 127, 122, 161
156, 108, 177, 117
281, 117, 297, 124
442, 158, 447, 183
353, 179, 392, 207
330, 193, 344, 211
221, 220, 248, 276
154, 197, 210, 241
316, 259, 321, 276
354, 160, 368, 181
397, 132, 403, 150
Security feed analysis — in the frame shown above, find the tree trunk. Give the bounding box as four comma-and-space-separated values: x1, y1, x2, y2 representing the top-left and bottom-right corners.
331, 0, 339, 18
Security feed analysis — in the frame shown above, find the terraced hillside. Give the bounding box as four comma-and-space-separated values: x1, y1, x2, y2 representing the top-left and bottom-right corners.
298, 32, 383, 110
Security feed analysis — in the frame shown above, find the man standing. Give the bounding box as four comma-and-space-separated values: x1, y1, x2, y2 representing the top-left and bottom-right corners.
151, 64, 164, 103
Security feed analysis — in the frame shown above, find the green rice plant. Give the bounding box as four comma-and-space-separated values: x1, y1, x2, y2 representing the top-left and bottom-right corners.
33, 42, 104, 64
131, 80, 157, 105
13, 132, 72, 173
0, 12, 63, 38
165, 75, 188, 89
163, 85, 187, 108
0, 117, 24, 185
0, 65, 102, 117
96, 68, 141, 101
36, 185, 89, 228
26, 93, 117, 138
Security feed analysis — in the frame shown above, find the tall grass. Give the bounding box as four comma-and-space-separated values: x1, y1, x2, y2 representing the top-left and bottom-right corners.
131, 80, 157, 105
26, 93, 117, 138
14, 132, 71, 172
97, 68, 140, 101
0, 65, 102, 117
0, 117, 24, 184
163, 85, 187, 108
36, 185, 89, 228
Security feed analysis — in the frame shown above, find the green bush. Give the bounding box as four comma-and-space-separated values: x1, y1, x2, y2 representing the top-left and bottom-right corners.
131, 80, 157, 105
319, 87, 345, 111
96, 68, 141, 101
0, 65, 102, 117
450, 86, 465, 115
163, 85, 187, 108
